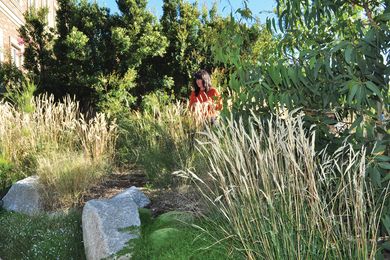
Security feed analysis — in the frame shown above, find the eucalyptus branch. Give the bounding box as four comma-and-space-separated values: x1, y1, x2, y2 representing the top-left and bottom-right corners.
348, 0, 379, 27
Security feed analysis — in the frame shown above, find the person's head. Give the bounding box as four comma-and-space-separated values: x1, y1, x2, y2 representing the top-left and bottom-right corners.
193, 69, 211, 96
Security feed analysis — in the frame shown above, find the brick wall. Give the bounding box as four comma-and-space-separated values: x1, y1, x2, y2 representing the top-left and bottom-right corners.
0, 1, 26, 65
0, 0, 57, 67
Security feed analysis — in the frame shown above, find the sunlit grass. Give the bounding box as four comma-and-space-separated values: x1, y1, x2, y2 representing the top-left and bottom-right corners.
0, 94, 117, 208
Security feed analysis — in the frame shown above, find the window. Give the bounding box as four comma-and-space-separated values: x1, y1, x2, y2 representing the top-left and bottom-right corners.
11, 45, 21, 67
28, 0, 35, 8
0, 29, 3, 62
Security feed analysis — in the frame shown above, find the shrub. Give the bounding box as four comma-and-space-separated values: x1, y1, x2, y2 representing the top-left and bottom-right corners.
0, 62, 25, 97
3, 80, 36, 113
94, 69, 137, 116
0, 156, 14, 190
122, 209, 230, 259
179, 112, 388, 259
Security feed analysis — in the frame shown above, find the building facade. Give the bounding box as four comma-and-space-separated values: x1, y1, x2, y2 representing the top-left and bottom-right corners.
0, 0, 57, 68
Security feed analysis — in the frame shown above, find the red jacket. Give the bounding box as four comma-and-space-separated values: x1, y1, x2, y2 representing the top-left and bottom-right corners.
189, 88, 222, 116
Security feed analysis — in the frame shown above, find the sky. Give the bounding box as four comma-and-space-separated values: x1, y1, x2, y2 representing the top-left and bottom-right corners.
96, 0, 276, 24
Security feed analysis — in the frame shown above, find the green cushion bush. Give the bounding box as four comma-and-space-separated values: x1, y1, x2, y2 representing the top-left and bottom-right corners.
153, 211, 194, 229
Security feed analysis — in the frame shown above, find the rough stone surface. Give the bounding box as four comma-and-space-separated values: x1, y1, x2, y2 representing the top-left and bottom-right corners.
111, 186, 150, 208
82, 197, 141, 260
2, 176, 42, 215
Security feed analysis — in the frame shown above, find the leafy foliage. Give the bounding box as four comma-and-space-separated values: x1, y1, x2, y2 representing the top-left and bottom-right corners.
272, 1, 390, 198
211, 0, 390, 237
114, 0, 167, 74
18, 0, 167, 112
159, 0, 203, 96
0, 62, 25, 97
94, 69, 137, 116
18, 7, 54, 86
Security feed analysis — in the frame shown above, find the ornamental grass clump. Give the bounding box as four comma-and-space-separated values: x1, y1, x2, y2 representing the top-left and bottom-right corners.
0, 94, 117, 208
117, 98, 205, 187
180, 112, 387, 259
36, 151, 109, 210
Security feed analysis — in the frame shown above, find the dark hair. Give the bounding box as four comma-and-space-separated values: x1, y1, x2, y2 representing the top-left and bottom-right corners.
193, 69, 212, 96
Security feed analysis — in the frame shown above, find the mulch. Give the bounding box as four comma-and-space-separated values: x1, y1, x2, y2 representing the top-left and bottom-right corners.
80, 169, 202, 217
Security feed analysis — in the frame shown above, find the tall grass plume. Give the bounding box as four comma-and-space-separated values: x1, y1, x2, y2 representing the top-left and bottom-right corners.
179, 112, 387, 259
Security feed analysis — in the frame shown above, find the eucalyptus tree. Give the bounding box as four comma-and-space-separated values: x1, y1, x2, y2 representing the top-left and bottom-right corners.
222, 0, 388, 146
268, 0, 390, 158
267, 0, 390, 239
271, 0, 389, 116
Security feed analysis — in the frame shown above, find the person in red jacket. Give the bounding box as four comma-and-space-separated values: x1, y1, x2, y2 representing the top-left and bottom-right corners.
189, 69, 222, 124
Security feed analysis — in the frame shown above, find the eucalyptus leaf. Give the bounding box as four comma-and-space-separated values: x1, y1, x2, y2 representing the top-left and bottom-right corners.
378, 162, 390, 170
368, 166, 381, 187
350, 115, 363, 130
347, 81, 359, 104
344, 45, 354, 64
365, 81, 383, 99
375, 156, 390, 162
373, 144, 387, 154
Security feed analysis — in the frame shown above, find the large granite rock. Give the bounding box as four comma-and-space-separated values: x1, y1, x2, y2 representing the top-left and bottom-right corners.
2, 176, 43, 215
111, 186, 150, 207
83, 187, 149, 260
